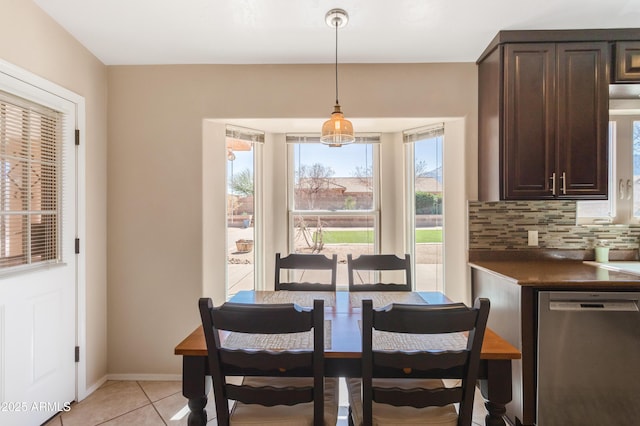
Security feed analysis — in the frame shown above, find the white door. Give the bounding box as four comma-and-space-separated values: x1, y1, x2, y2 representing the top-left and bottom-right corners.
0, 72, 77, 425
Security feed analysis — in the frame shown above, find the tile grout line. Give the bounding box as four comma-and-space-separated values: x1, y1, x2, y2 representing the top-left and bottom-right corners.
92, 402, 155, 426
134, 380, 171, 426
136, 380, 153, 402
138, 380, 187, 426
91, 381, 154, 426
58, 380, 183, 426
140, 380, 172, 426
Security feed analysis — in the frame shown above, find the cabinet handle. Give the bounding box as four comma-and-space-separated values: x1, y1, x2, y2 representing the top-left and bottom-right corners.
619, 179, 625, 200
627, 179, 633, 201
550, 173, 556, 195
561, 172, 566, 195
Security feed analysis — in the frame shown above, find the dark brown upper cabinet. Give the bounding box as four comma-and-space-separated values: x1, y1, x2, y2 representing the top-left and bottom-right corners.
478, 34, 610, 201
615, 41, 640, 82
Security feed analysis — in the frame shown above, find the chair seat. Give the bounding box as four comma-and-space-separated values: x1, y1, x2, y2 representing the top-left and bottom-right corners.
347, 377, 458, 426
230, 376, 339, 426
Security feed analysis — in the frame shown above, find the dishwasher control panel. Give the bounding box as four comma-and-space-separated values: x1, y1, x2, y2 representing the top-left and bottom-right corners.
549, 300, 639, 311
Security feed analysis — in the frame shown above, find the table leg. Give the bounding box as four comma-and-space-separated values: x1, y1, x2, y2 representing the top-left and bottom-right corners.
183, 355, 211, 426
479, 360, 512, 426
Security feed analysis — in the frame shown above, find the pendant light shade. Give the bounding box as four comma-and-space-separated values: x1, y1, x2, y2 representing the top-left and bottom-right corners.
320, 9, 355, 147
321, 104, 354, 147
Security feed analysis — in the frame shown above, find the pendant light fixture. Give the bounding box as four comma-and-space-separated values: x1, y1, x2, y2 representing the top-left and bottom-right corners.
320, 8, 355, 147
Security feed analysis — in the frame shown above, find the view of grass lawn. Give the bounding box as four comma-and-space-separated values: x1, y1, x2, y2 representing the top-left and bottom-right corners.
314, 228, 442, 244
416, 229, 443, 243
316, 230, 374, 244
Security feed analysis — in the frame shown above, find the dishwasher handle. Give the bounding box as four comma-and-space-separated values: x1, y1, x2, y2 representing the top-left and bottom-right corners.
549, 300, 639, 312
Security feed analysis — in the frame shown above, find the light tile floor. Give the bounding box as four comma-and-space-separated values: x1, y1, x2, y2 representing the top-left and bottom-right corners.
44, 379, 488, 425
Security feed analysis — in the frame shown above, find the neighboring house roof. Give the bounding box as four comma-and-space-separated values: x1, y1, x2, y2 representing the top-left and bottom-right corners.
331, 177, 371, 193
297, 176, 442, 193
297, 177, 371, 193
415, 177, 442, 192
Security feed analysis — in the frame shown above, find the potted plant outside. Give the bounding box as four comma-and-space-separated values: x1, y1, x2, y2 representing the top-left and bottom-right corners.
235, 239, 254, 253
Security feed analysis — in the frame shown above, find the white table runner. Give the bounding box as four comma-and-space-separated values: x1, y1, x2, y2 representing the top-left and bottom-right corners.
349, 291, 427, 309
254, 291, 336, 308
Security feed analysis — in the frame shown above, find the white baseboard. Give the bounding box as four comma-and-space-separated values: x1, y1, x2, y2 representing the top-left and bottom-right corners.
106, 373, 182, 381
80, 375, 108, 401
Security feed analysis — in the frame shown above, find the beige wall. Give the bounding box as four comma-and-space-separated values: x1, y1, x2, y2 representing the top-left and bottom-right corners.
0, 1, 108, 389
108, 63, 478, 374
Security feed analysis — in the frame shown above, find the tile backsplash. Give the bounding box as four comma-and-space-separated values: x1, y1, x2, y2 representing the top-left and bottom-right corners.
468, 201, 640, 250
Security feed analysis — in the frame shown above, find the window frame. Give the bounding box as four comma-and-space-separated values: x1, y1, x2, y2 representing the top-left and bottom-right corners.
225, 125, 264, 294
0, 90, 65, 274
576, 121, 617, 224
577, 117, 640, 225
286, 136, 381, 255
403, 124, 444, 292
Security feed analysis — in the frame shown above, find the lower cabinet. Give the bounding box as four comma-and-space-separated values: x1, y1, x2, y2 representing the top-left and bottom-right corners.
471, 268, 536, 425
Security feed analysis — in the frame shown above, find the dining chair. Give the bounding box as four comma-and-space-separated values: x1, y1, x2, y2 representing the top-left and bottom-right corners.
347, 253, 412, 291
275, 252, 338, 291
198, 297, 338, 426
348, 298, 490, 426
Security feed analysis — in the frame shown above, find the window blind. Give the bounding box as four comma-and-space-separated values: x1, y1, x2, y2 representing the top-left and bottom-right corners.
403, 123, 444, 143
286, 134, 381, 144
0, 91, 62, 269
226, 125, 265, 144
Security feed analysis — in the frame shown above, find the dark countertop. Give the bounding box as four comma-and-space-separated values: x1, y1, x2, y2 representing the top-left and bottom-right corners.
469, 260, 640, 288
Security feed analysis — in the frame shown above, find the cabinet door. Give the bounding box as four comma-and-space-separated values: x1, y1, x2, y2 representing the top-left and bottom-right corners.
503, 43, 556, 199
556, 42, 609, 199
614, 41, 640, 82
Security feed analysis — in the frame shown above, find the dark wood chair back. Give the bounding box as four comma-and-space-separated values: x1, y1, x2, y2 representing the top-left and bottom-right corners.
361, 298, 490, 426
347, 253, 412, 291
198, 298, 326, 426
275, 253, 338, 291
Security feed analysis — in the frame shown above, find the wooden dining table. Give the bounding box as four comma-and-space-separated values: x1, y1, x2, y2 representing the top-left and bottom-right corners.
175, 291, 521, 426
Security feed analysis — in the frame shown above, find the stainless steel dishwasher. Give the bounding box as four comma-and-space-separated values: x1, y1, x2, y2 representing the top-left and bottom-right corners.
538, 291, 640, 425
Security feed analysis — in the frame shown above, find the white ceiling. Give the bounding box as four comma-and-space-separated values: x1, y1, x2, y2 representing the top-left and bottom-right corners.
33, 0, 640, 66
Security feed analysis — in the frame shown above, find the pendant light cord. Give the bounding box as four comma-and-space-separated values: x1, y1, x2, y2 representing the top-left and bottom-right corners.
334, 19, 339, 106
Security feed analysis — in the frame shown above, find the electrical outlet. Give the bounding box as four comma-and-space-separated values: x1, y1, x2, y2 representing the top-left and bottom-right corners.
528, 230, 539, 247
